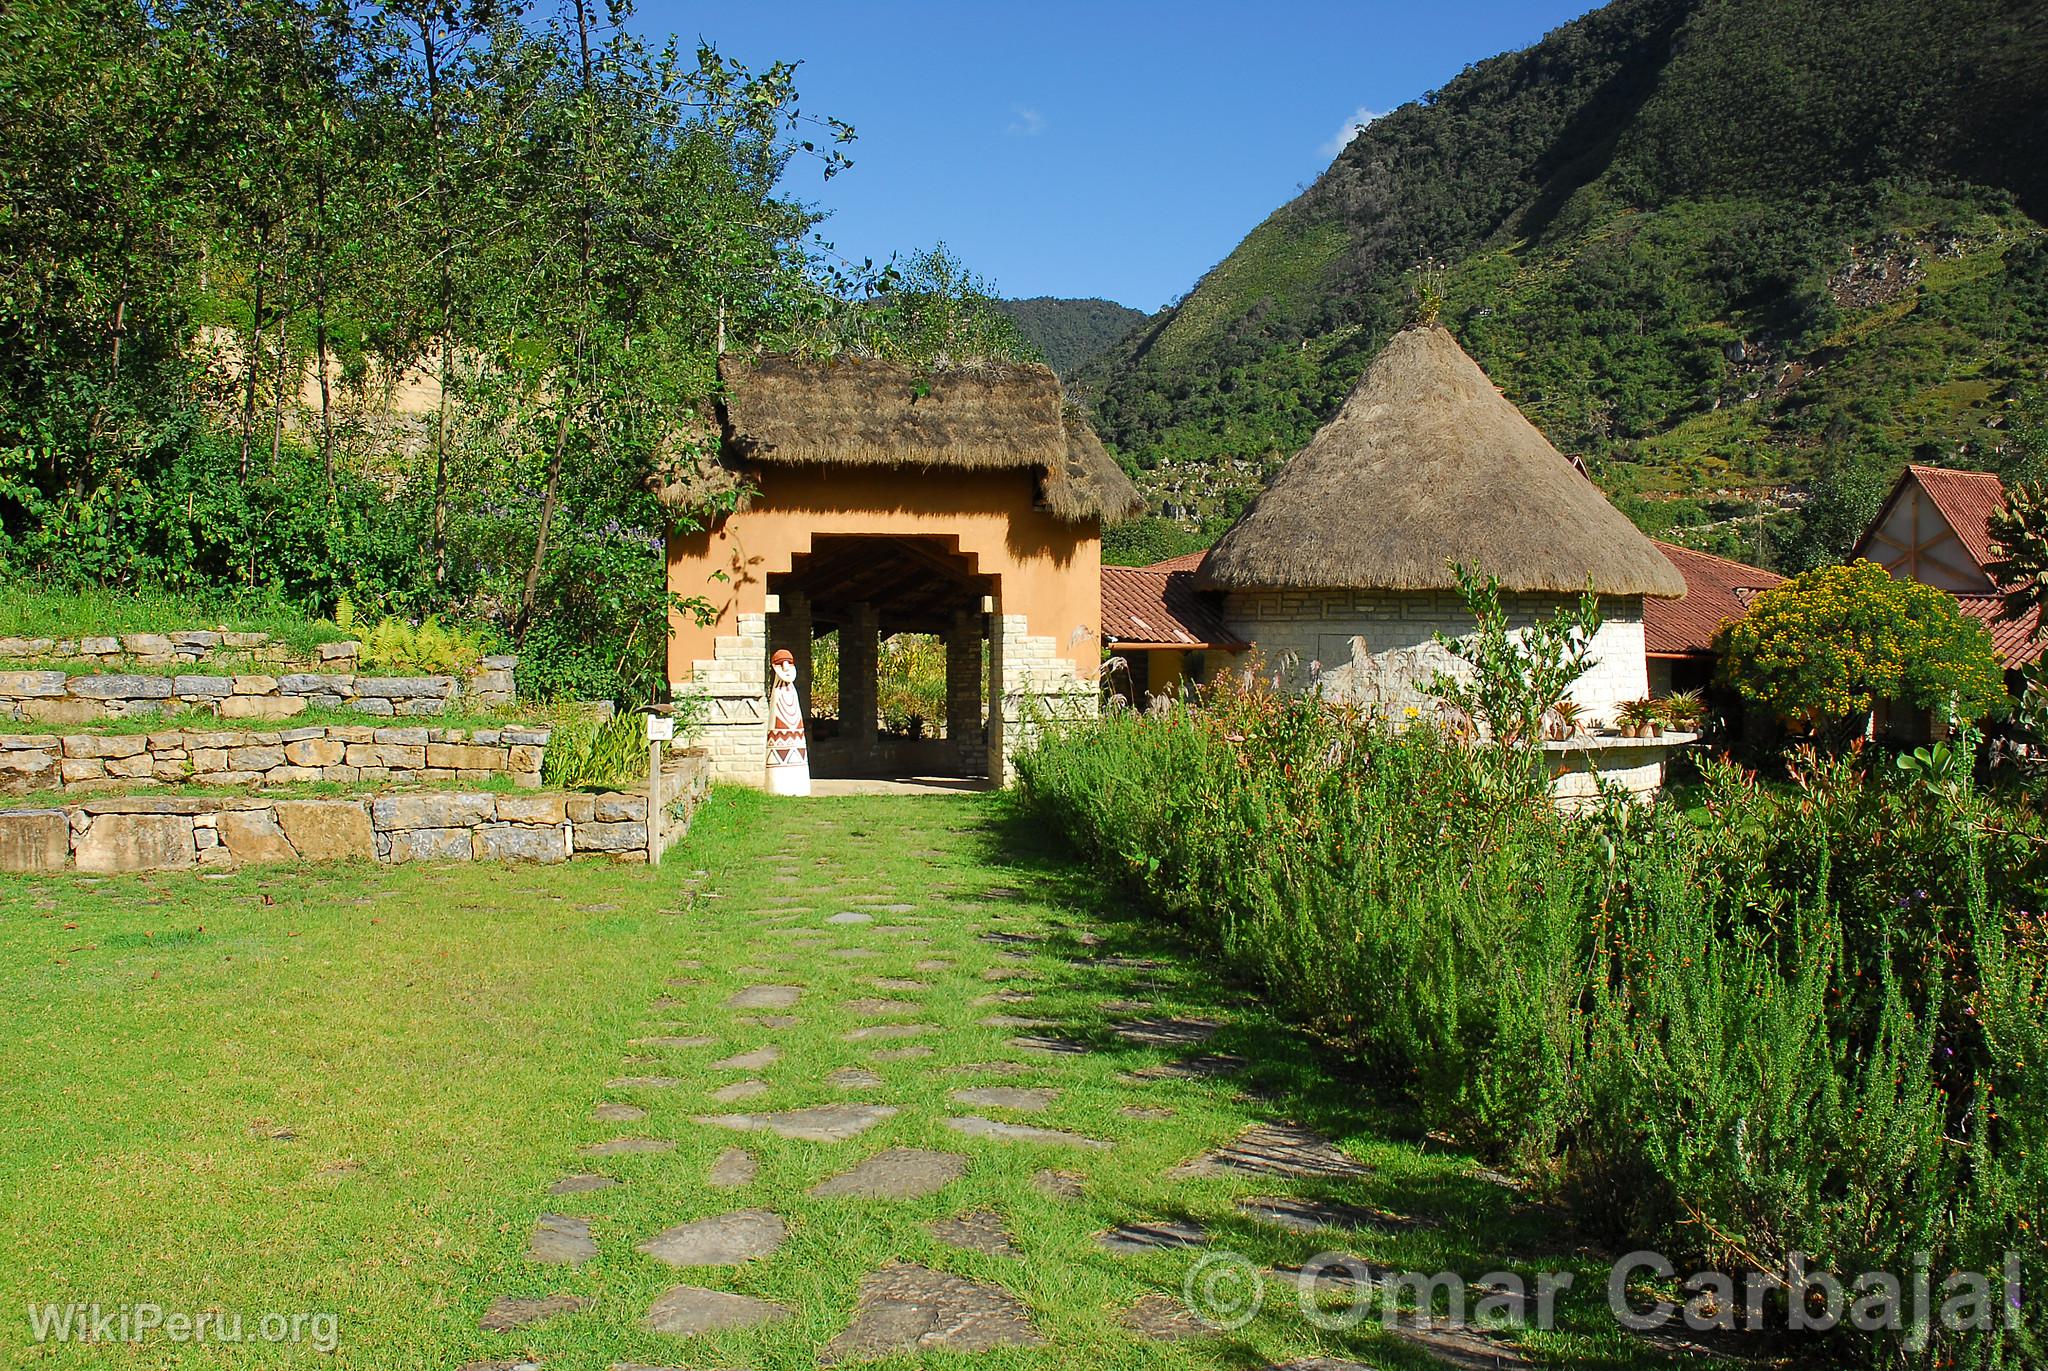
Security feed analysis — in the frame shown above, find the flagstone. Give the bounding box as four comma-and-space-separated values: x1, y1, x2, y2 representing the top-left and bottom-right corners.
479, 1294, 587, 1332
706, 1146, 757, 1188
528, 1213, 597, 1265
1120, 1292, 1209, 1339
708, 1079, 769, 1103
930, 1209, 1020, 1256
943, 1116, 1109, 1149
843, 1023, 933, 1041
693, 1103, 898, 1142
710, 1045, 781, 1070
821, 1263, 1043, 1363
1098, 1218, 1208, 1252
581, 1137, 675, 1156
592, 1101, 647, 1122
826, 1066, 883, 1089
1170, 1124, 1370, 1180
950, 1086, 1060, 1112
643, 1285, 790, 1336
638, 1208, 786, 1265
725, 984, 802, 1009
549, 1173, 616, 1195
811, 1147, 968, 1199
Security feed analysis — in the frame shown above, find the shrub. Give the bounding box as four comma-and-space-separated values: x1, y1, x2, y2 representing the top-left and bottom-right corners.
1716, 559, 2006, 732
1016, 659, 2048, 1365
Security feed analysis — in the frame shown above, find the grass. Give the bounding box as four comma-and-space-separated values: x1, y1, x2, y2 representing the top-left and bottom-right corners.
0, 790, 1705, 1370
0, 581, 351, 655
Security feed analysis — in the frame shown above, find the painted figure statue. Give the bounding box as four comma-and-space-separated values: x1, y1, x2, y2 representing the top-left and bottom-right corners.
766, 648, 811, 795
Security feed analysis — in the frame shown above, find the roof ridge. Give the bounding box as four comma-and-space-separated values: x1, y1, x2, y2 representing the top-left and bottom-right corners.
1650, 538, 1781, 577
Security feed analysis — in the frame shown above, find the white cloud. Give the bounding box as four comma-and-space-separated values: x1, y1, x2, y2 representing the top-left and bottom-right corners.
1006, 105, 1046, 137
1319, 106, 1382, 157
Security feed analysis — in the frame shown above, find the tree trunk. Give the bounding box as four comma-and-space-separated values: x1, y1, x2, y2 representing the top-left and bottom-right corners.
239, 222, 270, 480
268, 255, 296, 469
313, 163, 335, 498
517, 0, 600, 637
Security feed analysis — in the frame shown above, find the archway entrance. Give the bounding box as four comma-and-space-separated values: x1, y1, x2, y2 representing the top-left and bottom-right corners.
766, 535, 997, 781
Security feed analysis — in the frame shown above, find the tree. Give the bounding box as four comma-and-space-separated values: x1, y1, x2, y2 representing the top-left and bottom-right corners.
1716, 559, 2005, 734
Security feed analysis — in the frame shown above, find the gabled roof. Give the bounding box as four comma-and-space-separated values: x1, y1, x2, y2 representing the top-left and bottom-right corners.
1198, 325, 1684, 597
1852, 463, 2006, 588
1956, 595, 2044, 667
1904, 464, 2007, 569
1101, 567, 1245, 650
1642, 541, 1783, 657
1144, 550, 1209, 574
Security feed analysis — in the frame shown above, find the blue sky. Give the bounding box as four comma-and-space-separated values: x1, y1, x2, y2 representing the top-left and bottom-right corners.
638, 1, 1599, 312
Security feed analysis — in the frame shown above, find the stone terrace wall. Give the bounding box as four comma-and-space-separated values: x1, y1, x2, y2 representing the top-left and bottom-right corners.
0, 724, 550, 796
0, 659, 517, 724
0, 789, 661, 873
0, 632, 515, 701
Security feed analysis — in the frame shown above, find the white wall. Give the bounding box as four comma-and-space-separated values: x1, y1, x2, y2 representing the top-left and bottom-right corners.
1222, 587, 1650, 725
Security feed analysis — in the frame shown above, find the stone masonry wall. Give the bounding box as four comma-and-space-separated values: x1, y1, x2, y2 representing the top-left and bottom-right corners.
0, 656, 518, 725
1224, 589, 1650, 725
992, 613, 1096, 785
0, 724, 549, 796
678, 611, 770, 786
0, 789, 654, 874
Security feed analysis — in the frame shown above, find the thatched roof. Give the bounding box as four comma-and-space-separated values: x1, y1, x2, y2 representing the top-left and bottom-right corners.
1199, 325, 1685, 598
678, 354, 1141, 524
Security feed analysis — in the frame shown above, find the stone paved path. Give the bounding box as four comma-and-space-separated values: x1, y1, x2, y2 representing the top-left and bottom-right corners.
460, 796, 1702, 1371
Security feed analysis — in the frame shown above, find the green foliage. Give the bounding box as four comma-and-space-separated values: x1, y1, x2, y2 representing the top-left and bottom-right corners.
1988, 476, 2048, 625
353, 613, 493, 675
988, 297, 1145, 375
1717, 559, 2006, 728
1428, 565, 1603, 756
1016, 677, 2048, 1365
539, 710, 647, 789
1099, 517, 1206, 567
816, 246, 1040, 368
0, 575, 348, 655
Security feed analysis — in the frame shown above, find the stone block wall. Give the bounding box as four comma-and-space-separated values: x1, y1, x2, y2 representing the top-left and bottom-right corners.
0, 724, 550, 796
0, 789, 658, 873
0, 656, 517, 724
0, 633, 517, 708
992, 613, 1097, 785
1223, 589, 1650, 725
678, 611, 770, 785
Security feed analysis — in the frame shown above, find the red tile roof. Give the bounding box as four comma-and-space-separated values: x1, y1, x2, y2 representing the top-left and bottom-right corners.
1905, 464, 2008, 570
1955, 595, 2043, 667
1101, 567, 1244, 649
1144, 550, 1209, 573
1642, 540, 1783, 657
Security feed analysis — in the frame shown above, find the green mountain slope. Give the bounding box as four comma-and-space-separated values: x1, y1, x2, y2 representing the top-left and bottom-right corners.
1080, 0, 2048, 568
993, 296, 1146, 375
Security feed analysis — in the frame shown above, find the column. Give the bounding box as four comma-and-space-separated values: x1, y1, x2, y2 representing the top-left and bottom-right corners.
945, 608, 984, 775
842, 602, 879, 765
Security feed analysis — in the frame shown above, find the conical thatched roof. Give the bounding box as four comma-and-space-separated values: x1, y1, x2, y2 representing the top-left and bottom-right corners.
679, 354, 1142, 524
1199, 325, 1684, 597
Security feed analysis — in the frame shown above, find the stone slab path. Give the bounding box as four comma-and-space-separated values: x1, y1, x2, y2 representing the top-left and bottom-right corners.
463, 796, 1710, 1370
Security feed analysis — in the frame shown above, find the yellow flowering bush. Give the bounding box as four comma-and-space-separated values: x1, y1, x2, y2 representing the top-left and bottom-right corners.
1716, 559, 2005, 726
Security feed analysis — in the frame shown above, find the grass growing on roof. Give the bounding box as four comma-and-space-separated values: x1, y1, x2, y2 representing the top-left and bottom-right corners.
0, 791, 1698, 1370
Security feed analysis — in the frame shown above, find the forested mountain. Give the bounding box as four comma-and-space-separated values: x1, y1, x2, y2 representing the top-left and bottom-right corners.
1079, 0, 2048, 569
991, 297, 1145, 375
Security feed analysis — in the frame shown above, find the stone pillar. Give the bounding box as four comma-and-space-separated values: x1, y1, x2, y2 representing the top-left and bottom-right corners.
945, 609, 985, 775
985, 605, 1005, 781
841, 603, 879, 765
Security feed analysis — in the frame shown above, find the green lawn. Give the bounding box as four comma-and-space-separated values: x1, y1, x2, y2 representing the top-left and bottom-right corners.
0, 791, 1712, 1369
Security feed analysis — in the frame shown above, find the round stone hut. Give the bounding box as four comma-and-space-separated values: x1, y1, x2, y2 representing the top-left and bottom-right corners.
1197, 323, 1685, 731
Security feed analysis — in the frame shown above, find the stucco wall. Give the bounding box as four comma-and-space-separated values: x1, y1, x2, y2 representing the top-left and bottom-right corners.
1223, 588, 1650, 724
665, 466, 1103, 688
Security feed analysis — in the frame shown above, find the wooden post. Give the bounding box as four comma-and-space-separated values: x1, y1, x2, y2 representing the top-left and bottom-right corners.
645, 713, 675, 863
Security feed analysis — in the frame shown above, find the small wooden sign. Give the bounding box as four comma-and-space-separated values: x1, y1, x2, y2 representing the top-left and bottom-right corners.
645, 715, 675, 742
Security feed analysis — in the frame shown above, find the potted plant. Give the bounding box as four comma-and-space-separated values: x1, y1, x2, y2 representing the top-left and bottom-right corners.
1543, 698, 1584, 741
1658, 688, 1707, 735
1614, 697, 1655, 739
